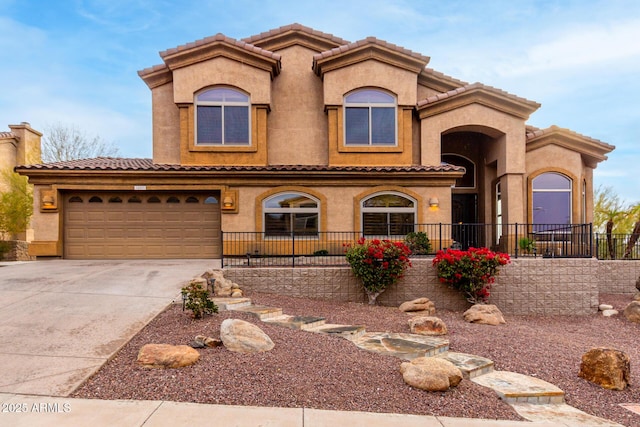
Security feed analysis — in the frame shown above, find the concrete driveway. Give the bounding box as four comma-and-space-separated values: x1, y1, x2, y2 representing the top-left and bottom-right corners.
0, 259, 216, 396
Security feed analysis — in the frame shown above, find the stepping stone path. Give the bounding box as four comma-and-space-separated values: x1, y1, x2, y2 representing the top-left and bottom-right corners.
211, 297, 623, 427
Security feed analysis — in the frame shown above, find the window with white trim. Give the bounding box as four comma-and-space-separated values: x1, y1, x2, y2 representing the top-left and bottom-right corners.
344, 89, 396, 146
263, 193, 319, 237
195, 87, 250, 145
532, 172, 572, 228
362, 192, 415, 236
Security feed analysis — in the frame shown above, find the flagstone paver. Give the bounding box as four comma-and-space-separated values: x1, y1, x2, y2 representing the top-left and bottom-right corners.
215, 297, 623, 427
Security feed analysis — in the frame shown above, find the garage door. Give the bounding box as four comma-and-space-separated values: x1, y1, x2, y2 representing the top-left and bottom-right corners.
64, 192, 221, 259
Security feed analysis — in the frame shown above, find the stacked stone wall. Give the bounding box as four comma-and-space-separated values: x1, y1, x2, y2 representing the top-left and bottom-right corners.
226, 257, 613, 315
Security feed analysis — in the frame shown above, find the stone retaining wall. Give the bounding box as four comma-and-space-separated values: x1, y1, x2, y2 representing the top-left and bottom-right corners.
597, 260, 640, 294
225, 257, 612, 316
0, 240, 34, 261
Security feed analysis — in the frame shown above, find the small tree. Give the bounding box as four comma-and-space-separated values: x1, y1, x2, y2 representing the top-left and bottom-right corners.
42, 123, 120, 162
432, 247, 510, 304
345, 238, 412, 305
0, 170, 33, 238
181, 281, 218, 319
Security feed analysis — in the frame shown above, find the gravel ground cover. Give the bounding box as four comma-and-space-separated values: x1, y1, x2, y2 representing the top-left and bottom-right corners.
73, 292, 640, 426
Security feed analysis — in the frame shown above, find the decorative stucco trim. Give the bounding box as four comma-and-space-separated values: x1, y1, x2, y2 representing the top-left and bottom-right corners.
254, 186, 328, 235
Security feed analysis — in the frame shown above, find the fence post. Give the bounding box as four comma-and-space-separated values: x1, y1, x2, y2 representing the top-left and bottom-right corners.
221, 230, 224, 267
515, 223, 519, 258
292, 231, 295, 267
439, 223, 442, 251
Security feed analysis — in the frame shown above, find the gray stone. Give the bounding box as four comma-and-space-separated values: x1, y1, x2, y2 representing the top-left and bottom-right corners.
220, 319, 274, 353
400, 357, 462, 391
623, 301, 640, 323
408, 316, 448, 336
137, 344, 200, 369
636, 275, 640, 292
602, 309, 618, 317
194, 335, 222, 347
398, 298, 435, 315
598, 304, 613, 311
463, 304, 506, 325
579, 347, 630, 390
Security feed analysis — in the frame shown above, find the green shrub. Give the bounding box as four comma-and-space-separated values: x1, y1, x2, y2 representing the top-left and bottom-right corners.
404, 231, 432, 255
345, 238, 412, 305
313, 249, 329, 256
181, 281, 218, 319
518, 237, 535, 254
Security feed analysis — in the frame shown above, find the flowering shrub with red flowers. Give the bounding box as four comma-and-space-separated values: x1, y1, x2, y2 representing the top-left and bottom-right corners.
432, 247, 510, 304
345, 237, 412, 305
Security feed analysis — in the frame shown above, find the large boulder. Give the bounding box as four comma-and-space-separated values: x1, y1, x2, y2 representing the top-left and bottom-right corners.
201, 269, 243, 297
220, 319, 274, 353
408, 316, 448, 336
624, 301, 640, 323
400, 357, 463, 391
137, 344, 200, 369
399, 298, 435, 315
578, 347, 630, 390
463, 304, 506, 326
636, 275, 640, 292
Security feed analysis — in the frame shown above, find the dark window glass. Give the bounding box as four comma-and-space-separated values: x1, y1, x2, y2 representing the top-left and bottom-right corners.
88, 196, 103, 203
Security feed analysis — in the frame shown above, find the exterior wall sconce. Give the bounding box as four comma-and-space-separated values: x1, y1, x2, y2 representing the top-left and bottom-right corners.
429, 197, 439, 208
41, 190, 57, 211
221, 189, 238, 213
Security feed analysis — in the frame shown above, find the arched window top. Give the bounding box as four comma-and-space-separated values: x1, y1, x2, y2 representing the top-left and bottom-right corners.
128, 196, 142, 203
197, 87, 249, 103
264, 193, 318, 209
147, 196, 161, 203
88, 196, 103, 203
442, 154, 475, 189
185, 196, 199, 203
204, 196, 219, 204
167, 196, 180, 203
533, 172, 571, 190
345, 89, 395, 104
68, 196, 83, 203
108, 196, 122, 203
363, 193, 414, 208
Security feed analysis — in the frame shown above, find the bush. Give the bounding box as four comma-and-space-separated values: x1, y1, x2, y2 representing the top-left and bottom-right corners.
404, 231, 432, 255
432, 247, 510, 304
345, 237, 412, 305
181, 281, 218, 319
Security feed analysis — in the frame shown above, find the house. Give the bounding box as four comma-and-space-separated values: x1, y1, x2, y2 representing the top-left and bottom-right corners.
16, 24, 614, 260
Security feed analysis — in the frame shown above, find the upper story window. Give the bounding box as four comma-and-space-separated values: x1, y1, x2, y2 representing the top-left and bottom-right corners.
344, 89, 396, 146
532, 172, 572, 227
196, 87, 250, 146
263, 193, 319, 237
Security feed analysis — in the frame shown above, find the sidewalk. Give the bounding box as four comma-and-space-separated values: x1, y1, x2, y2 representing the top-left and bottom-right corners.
0, 393, 564, 426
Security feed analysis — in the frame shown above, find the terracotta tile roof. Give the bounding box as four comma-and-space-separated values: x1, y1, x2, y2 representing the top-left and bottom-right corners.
137, 63, 169, 78
526, 125, 615, 150
417, 82, 538, 108
1, 131, 17, 139
313, 36, 429, 63
19, 157, 464, 173
159, 33, 281, 61
420, 67, 469, 87
242, 23, 350, 47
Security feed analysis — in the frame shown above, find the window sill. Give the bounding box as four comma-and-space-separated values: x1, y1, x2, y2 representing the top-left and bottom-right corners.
190, 144, 257, 153
338, 144, 402, 153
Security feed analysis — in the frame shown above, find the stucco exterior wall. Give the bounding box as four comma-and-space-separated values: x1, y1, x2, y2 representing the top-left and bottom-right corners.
0, 140, 17, 191
172, 56, 272, 104
322, 60, 417, 105
151, 82, 180, 164
225, 257, 601, 316
268, 45, 328, 166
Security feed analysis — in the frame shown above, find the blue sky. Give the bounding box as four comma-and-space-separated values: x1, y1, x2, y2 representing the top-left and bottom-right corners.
1, 0, 639, 202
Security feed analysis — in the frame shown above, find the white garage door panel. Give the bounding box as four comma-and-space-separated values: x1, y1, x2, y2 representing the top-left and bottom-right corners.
64, 192, 221, 259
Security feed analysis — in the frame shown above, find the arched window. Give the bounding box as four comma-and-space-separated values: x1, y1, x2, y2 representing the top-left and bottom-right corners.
532, 172, 572, 227
442, 154, 475, 188
263, 193, 319, 237
344, 89, 396, 146
195, 87, 250, 146
361, 192, 415, 236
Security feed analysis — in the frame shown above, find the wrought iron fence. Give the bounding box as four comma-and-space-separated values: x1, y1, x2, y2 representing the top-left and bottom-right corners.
594, 233, 640, 260
222, 223, 596, 267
